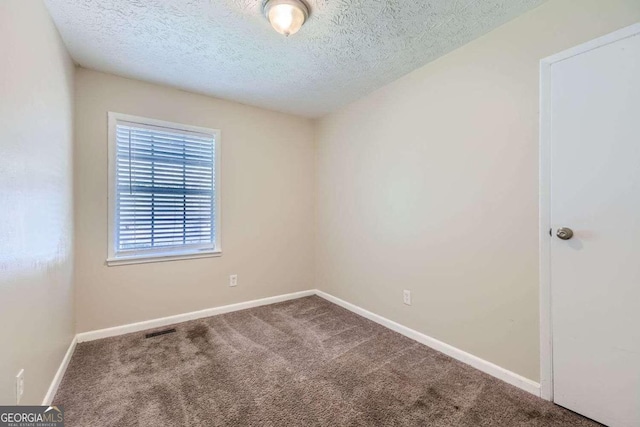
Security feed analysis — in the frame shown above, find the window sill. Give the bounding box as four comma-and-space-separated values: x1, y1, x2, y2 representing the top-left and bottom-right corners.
106, 250, 222, 266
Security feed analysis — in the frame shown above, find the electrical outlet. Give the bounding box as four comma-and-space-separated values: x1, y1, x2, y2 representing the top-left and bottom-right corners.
16, 369, 24, 404
229, 274, 238, 287
403, 290, 411, 306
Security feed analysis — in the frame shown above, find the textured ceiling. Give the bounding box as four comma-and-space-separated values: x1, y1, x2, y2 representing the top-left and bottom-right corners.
45, 0, 545, 117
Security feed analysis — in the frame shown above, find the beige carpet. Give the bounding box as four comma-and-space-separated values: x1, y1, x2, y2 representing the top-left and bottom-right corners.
54, 296, 599, 426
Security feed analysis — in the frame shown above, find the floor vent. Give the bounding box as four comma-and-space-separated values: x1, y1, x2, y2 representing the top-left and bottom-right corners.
145, 328, 176, 339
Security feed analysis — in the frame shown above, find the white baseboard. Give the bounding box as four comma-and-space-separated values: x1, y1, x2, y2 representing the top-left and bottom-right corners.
61, 288, 538, 401
76, 290, 315, 343
315, 290, 541, 397
42, 335, 77, 405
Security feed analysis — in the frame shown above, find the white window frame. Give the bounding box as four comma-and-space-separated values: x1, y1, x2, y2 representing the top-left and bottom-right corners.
107, 112, 221, 266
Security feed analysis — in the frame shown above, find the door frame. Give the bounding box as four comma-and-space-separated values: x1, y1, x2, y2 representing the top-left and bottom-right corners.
539, 23, 640, 402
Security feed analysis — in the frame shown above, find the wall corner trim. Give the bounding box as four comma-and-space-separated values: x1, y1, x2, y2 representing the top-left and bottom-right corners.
42, 336, 78, 405
314, 290, 541, 397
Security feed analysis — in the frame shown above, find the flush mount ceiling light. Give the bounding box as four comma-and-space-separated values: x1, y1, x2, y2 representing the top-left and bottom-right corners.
264, 0, 309, 36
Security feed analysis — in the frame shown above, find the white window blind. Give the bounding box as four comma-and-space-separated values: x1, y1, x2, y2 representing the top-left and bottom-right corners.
113, 119, 217, 259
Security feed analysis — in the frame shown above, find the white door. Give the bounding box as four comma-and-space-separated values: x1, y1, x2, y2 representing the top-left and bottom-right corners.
547, 26, 640, 427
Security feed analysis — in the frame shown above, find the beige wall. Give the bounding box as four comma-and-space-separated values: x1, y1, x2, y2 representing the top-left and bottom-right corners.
315, 0, 640, 382
0, 1, 75, 404
74, 69, 315, 332
3, 0, 635, 402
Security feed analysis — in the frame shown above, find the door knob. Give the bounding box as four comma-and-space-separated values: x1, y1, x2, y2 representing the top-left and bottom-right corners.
556, 227, 574, 240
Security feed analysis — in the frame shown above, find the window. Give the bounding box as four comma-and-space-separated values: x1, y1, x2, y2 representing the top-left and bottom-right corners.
107, 113, 221, 265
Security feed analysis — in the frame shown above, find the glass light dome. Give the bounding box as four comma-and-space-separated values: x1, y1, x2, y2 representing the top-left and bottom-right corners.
264, 0, 309, 36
